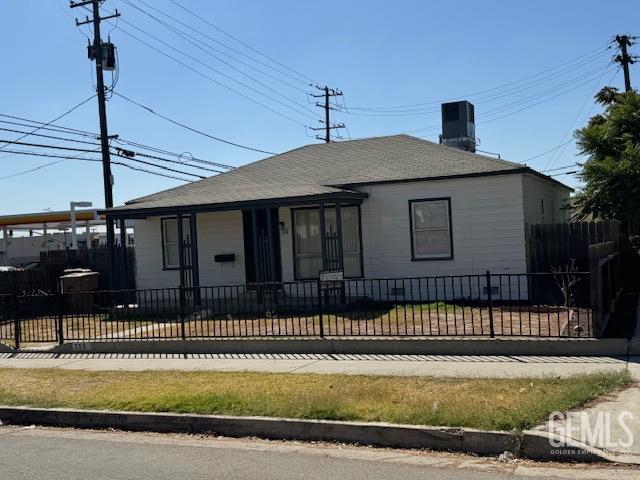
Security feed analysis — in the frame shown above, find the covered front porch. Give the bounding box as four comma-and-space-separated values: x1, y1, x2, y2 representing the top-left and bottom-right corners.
106, 189, 368, 295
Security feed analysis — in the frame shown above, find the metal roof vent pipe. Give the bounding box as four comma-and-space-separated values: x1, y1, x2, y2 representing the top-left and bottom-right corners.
439, 100, 477, 153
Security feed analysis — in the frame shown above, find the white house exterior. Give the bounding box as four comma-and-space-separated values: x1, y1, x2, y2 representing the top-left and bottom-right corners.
108, 135, 570, 292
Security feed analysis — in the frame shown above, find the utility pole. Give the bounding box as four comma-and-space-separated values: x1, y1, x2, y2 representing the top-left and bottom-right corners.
70, 1, 120, 253
614, 35, 636, 92
310, 86, 345, 143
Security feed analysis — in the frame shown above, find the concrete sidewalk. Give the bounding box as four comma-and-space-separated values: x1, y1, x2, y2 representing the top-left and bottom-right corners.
0, 352, 638, 379
536, 385, 640, 464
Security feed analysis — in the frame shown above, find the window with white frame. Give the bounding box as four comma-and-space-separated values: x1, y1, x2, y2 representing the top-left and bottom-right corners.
409, 198, 453, 260
161, 217, 191, 269
293, 205, 362, 279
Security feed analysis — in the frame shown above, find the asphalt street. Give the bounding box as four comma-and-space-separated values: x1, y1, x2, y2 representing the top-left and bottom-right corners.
0, 426, 637, 480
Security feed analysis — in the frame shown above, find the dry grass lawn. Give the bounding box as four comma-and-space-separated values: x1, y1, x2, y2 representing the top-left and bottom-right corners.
0, 301, 594, 343
0, 369, 629, 431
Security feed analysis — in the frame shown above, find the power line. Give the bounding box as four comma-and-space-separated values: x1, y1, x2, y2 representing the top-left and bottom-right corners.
549, 170, 578, 178
543, 66, 620, 171
345, 44, 611, 111
0, 127, 99, 147
167, 0, 318, 85
124, 0, 308, 93
113, 91, 278, 155
89, 0, 316, 127
0, 139, 101, 154
540, 164, 579, 173
110, 149, 205, 178
0, 115, 98, 138
0, 95, 95, 151
0, 112, 237, 170
523, 140, 574, 162
114, 14, 318, 122
365, 65, 617, 139
113, 24, 311, 128
0, 138, 207, 179
112, 146, 222, 174
0, 147, 100, 181
0, 160, 66, 181
343, 53, 611, 117
112, 138, 235, 170
0, 148, 194, 182
477, 66, 619, 126
481, 63, 614, 118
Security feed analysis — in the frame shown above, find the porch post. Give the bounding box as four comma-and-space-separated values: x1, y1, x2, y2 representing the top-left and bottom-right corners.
1, 226, 7, 266
189, 212, 201, 305
265, 208, 276, 283
119, 218, 128, 290
335, 203, 344, 272
319, 202, 327, 272
250, 208, 260, 282
176, 212, 186, 288
106, 215, 116, 289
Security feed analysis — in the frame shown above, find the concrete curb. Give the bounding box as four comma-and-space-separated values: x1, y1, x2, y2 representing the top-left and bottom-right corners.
49, 337, 631, 356
0, 406, 517, 455
0, 406, 629, 463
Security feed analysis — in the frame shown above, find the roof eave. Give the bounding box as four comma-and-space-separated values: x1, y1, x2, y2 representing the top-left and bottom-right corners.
101, 190, 368, 219
333, 167, 574, 191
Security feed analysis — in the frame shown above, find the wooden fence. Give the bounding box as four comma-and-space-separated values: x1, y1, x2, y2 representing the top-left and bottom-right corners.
525, 220, 622, 273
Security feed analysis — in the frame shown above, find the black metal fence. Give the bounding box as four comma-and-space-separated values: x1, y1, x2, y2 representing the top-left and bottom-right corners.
0, 271, 596, 347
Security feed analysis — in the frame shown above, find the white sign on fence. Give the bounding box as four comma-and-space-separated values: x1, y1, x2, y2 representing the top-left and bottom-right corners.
319, 270, 344, 282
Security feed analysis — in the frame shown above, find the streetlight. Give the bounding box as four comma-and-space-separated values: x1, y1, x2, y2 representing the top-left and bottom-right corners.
70, 201, 92, 250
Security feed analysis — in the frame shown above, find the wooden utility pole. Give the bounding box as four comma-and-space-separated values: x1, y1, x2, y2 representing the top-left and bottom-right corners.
614, 35, 636, 92
311, 86, 345, 143
70, 0, 120, 251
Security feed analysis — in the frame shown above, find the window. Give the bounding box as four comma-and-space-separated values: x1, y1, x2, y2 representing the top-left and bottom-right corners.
293, 206, 362, 279
409, 198, 453, 260
161, 217, 191, 270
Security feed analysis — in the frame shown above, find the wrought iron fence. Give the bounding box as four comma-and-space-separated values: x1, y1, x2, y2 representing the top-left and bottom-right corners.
0, 271, 594, 347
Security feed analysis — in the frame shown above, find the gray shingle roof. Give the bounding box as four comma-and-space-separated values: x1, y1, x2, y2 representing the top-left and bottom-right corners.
113, 134, 541, 212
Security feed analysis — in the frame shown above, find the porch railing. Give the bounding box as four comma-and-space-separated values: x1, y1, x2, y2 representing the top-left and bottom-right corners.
0, 271, 597, 346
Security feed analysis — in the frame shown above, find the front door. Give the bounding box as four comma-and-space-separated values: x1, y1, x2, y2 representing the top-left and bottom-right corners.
242, 208, 282, 283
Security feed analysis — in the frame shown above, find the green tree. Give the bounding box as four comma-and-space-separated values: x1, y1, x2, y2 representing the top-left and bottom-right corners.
573, 88, 640, 224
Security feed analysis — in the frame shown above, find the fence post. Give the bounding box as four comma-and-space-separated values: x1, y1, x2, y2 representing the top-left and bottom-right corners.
179, 286, 186, 341
486, 270, 495, 338
56, 292, 65, 345
317, 278, 324, 338
12, 292, 20, 350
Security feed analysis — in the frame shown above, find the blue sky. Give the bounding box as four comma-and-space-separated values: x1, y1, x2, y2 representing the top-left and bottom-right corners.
0, 0, 638, 215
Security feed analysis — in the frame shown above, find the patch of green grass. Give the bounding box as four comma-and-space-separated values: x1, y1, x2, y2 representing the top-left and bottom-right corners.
392, 302, 471, 314
0, 369, 631, 431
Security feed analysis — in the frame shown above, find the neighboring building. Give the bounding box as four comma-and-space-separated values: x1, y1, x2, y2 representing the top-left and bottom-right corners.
106, 134, 571, 291
0, 209, 133, 267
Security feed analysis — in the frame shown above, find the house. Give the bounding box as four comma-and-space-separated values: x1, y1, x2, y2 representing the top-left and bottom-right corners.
106, 133, 571, 292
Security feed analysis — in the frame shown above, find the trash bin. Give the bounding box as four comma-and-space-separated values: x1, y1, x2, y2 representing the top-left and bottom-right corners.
59, 271, 100, 312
